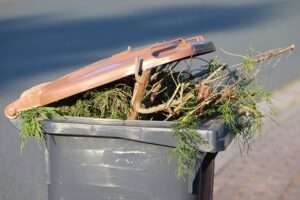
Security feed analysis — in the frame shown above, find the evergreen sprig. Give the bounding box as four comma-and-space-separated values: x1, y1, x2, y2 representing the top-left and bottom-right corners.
172, 114, 206, 178
59, 84, 132, 119
19, 107, 59, 151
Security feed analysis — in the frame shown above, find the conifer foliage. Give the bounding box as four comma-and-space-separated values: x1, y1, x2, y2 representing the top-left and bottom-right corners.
19, 45, 294, 177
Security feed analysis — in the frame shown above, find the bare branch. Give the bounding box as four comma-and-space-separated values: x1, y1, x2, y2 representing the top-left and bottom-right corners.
254, 44, 295, 64
128, 58, 152, 120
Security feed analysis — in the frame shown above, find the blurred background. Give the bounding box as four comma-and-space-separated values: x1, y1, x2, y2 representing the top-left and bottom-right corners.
0, 0, 299, 199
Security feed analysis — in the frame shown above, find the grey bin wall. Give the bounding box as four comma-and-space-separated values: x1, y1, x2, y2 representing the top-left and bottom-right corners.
12, 116, 234, 200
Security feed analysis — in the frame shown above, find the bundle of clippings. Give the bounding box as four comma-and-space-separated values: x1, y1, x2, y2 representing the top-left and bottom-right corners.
17, 43, 295, 177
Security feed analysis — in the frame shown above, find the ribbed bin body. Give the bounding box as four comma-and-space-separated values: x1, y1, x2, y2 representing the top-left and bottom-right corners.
12, 116, 233, 200
46, 135, 199, 200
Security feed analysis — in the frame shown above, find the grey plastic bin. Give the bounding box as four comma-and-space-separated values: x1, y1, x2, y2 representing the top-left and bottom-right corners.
11, 116, 233, 200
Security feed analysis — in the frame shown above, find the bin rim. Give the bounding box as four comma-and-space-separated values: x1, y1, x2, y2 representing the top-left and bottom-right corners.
10, 116, 233, 152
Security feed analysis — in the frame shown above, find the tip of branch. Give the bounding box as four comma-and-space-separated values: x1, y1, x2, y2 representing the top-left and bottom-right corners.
290, 44, 296, 51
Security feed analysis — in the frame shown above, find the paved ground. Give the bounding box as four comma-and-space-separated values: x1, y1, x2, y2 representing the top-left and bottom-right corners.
214, 80, 300, 200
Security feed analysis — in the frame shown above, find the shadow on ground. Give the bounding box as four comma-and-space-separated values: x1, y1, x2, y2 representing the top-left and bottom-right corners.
0, 2, 285, 89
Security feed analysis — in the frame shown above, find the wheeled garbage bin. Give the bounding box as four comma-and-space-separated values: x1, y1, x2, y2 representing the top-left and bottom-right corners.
10, 117, 233, 200
5, 35, 234, 200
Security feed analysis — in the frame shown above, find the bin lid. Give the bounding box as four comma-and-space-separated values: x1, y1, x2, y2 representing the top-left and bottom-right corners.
5, 35, 215, 119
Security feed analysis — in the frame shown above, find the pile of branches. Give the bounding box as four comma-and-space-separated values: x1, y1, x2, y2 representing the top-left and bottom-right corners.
19, 44, 295, 177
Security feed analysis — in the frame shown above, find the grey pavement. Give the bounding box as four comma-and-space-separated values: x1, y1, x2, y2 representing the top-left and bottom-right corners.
1, 0, 300, 200
214, 81, 300, 200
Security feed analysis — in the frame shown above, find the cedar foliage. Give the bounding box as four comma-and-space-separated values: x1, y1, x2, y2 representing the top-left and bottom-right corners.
19, 107, 59, 151
18, 45, 294, 178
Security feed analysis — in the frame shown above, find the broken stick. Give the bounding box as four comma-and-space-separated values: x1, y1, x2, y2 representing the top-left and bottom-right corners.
127, 57, 152, 120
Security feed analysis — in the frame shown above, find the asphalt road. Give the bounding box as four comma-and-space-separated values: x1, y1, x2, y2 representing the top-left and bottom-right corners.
0, 0, 299, 199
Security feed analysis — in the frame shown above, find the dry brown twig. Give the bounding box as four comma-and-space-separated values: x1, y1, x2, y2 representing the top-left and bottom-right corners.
127, 57, 152, 120
127, 44, 295, 120
254, 44, 295, 63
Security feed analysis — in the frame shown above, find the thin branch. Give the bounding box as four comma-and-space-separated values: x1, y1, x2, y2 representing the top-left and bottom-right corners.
254, 44, 295, 64
128, 58, 152, 120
